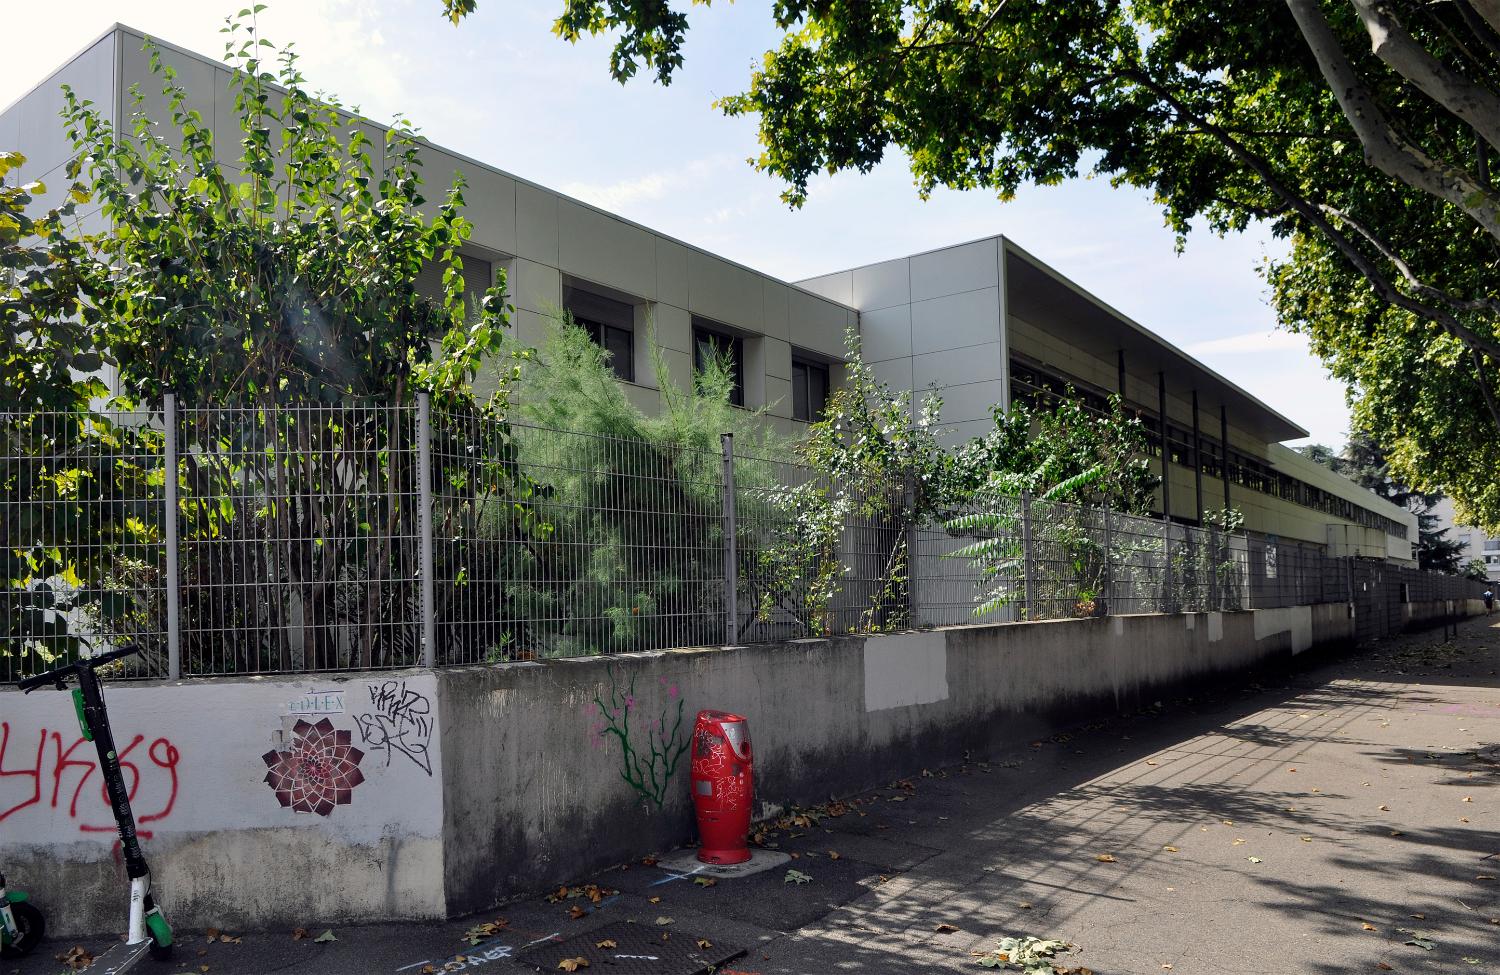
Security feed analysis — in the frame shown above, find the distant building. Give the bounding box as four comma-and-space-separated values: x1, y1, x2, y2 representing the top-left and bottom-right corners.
1432, 497, 1499, 581
2, 23, 1419, 566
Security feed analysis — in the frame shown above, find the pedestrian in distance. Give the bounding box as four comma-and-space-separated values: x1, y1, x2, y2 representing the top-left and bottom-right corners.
1484, 588, 1494, 613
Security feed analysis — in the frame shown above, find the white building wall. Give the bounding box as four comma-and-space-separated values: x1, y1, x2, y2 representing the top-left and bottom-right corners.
799, 236, 1008, 442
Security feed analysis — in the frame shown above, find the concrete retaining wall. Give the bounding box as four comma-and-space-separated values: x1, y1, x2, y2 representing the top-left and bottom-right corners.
2, 600, 1477, 934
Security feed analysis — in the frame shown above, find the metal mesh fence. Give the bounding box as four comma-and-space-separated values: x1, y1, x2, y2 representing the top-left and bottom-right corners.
2, 398, 1488, 679
1, 409, 169, 681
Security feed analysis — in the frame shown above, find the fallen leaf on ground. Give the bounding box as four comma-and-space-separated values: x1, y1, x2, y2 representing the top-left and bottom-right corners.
56, 947, 95, 971
1300, 836, 1313, 843
1378, 805, 1390, 811
557, 957, 590, 971
1247, 856, 1263, 864
292, 927, 309, 941
1464, 796, 1474, 802
693, 876, 717, 887
1377, 964, 1393, 971
655, 916, 674, 925
640, 855, 659, 866
595, 939, 616, 949
1095, 854, 1117, 863
219, 933, 242, 944
567, 905, 587, 919
785, 869, 813, 884
697, 939, 713, 949
1362, 923, 1377, 931
934, 923, 960, 934
648, 896, 661, 904
1019, 902, 1033, 910
206, 928, 221, 940
829, 851, 841, 860
1410, 914, 1424, 920
313, 930, 337, 944
1163, 846, 1179, 853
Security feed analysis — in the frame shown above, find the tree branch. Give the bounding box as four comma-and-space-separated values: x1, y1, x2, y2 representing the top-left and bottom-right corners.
1120, 65, 1500, 369
1348, 0, 1500, 152
1285, 0, 1500, 242
1318, 203, 1500, 316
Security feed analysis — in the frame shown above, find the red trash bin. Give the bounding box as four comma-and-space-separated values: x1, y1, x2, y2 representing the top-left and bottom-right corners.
691, 709, 753, 864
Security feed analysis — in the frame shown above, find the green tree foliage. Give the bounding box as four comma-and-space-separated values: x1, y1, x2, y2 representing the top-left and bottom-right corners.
1297, 434, 1465, 572
533, 0, 1500, 530
483, 313, 781, 655
1463, 557, 1489, 582
4, 13, 514, 671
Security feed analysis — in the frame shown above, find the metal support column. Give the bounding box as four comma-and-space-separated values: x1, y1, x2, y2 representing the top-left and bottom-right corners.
417, 393, 436, 668
1192, 390, 1203, 525
1158, 372, 1171, 520
721, 433, 739, 645
1117, 350, 1127, 399
1220, 405, 1231, 513
163, 393, 180, 680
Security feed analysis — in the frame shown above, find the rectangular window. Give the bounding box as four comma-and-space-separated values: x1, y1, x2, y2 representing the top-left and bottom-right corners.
693, 321, 745, 406
564, 286, 635, 383
416, 254, 493, 317
791, 355, 830, 422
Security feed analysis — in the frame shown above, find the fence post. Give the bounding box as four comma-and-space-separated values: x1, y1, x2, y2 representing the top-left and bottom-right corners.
1163, 519, 1175, 613
1101, 505, 1114, 614
417, 393, 436, 669
904, 470, 919, 627
163, 393, 181, 680
1208, 526, 1219, 612
721, 433, 739, 645
1020, 493, 1037, 619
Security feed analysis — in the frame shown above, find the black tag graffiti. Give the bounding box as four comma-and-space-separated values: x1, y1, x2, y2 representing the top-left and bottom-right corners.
354, 680, 433, 776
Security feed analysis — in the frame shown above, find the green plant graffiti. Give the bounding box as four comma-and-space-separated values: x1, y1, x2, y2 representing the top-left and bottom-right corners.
587, 665, 690, 808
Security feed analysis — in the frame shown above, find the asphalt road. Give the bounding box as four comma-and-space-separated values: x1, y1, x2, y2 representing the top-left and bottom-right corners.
9, 618, 1498, 975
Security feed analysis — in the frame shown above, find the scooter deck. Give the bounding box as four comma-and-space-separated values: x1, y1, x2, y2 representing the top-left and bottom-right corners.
88, 938, 152, 974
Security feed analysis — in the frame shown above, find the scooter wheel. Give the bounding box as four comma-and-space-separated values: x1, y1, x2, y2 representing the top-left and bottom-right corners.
149, 939, 174, 962
0, 901, 45, 958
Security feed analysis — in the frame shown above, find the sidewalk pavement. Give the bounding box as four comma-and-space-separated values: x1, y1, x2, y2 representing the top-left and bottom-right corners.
10, 619, 1498, 975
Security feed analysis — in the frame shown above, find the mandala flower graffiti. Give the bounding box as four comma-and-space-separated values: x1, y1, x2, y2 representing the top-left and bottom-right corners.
262, 718, 366, 816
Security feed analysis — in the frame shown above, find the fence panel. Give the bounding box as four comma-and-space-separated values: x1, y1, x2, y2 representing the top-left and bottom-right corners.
1, 409, 168, 680
175, 403, 422, 675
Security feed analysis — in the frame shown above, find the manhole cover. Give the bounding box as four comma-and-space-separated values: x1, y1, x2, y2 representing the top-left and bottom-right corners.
512, 920, 744, 974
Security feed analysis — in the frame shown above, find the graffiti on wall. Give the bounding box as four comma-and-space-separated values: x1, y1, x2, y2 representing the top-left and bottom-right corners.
261, 718, 366, 816
585, 666, 689, 808
354, 680, 433, 776
0, 721, 181, 837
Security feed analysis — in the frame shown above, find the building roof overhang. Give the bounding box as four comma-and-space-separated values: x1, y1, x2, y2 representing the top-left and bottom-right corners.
1002, 238, 1309, 443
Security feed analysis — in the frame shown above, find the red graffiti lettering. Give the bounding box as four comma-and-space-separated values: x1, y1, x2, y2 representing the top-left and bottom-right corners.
0, 721, 182, 838
0, 723, 44, 822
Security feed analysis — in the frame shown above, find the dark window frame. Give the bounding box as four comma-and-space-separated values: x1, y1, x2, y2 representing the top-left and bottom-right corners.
564, 286, 636, 383
790, 354, 831, 422
693, 322, 745, 407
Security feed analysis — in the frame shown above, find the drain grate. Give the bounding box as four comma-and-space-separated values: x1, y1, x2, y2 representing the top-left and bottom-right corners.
511, 920, 744, 974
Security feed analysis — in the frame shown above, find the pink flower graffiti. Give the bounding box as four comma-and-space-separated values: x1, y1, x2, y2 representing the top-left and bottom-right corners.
262, 718, 366, 816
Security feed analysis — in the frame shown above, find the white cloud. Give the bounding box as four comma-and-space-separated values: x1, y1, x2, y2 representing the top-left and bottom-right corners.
1186, 330, 1307, 356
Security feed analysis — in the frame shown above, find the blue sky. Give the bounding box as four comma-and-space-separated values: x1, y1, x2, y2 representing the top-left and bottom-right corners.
5, 0, 1348, 447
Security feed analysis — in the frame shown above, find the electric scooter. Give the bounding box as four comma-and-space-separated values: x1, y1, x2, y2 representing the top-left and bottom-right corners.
17, 645, 174, 971
0, 869, 45, 958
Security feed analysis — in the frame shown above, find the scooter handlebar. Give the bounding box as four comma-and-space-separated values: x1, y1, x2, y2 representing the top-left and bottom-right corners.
15, 644, 142, 693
